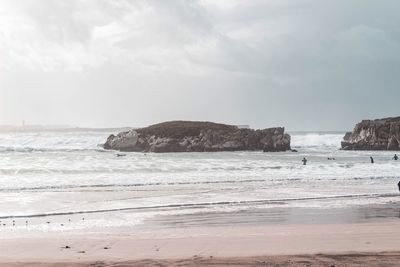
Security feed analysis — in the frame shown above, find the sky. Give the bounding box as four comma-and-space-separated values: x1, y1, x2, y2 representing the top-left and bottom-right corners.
0, 0, 400, 131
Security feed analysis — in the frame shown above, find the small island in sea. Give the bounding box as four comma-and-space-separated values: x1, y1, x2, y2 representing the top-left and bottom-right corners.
104, 120, 291, 153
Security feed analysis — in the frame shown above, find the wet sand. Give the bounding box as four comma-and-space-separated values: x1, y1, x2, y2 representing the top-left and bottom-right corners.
1, 200, 399, 266
1, 252, 400, 267
1, 222, 400, 266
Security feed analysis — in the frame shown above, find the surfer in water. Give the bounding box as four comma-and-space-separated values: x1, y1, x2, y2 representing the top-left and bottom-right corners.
398, 181, 400, 192
393, 154, 399, 160
302, 157, 307, 165
370, 156, 374, 163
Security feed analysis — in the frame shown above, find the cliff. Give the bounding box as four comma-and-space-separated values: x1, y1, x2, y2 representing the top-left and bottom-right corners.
104, 121, 291, 153
341, 117, 400, 150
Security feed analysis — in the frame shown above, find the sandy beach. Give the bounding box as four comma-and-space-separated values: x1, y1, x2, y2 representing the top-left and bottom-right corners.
1, 221, 400, 266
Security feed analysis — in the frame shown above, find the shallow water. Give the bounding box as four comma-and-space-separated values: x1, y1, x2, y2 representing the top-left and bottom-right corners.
0, 129, 399, 234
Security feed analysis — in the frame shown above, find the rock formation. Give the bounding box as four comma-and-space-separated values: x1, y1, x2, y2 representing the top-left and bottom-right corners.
104, 121, 291, 153
341, 117, 400, 150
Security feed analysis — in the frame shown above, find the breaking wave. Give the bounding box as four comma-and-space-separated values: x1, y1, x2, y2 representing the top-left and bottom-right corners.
291, 133, 344, 148
0, 193, 396, 219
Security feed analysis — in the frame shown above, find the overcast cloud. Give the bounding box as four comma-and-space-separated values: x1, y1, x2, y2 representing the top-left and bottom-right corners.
0, 0, 399, 130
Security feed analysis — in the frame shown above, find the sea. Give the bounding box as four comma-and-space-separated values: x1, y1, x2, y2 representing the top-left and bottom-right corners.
0, 128, 399, 236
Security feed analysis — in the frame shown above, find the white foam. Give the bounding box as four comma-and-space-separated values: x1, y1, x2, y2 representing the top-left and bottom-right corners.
291, 133, 344, 149
1, 130, 399, 231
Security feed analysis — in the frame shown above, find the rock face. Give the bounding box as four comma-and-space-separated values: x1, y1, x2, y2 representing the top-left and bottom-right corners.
104, 121, 291, 153
341, 117, 400, 150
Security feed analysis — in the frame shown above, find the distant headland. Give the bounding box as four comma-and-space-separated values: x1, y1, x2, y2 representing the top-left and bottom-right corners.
342, 116, 400, 150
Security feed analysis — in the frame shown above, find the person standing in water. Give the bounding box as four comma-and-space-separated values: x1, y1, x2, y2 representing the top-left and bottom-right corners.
302, 157, 307, 165
370, 156, 374, 163
393, 154, 398, 160
398, 181, 400, 192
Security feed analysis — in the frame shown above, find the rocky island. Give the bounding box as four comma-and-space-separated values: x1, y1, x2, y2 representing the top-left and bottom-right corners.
341, 117, 400, 150
104, 121, 291, 153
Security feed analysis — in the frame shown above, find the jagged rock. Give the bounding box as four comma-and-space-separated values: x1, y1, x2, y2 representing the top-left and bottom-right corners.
104, 121, 291, 153
341, 117, 400, 150
343, 132, 352, 142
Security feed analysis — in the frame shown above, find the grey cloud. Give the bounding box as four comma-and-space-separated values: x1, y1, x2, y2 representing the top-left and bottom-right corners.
1, 0, 400, 130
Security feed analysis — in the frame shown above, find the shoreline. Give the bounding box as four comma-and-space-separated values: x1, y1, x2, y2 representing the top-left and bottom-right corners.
1, 198, 399, 236
1, 222, 400, 265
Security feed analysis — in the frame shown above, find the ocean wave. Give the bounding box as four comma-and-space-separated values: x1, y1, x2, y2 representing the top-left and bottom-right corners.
0, 179, 267, 192
0, 145, 106, 153
0, 131, 109, 152
0, 175, 397, 192
291, 133, 344, 148
0, 164, 289, 175
0, 193, 397, 219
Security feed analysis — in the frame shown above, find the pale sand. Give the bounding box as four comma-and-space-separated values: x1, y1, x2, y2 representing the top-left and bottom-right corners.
1, 222, 400, 266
